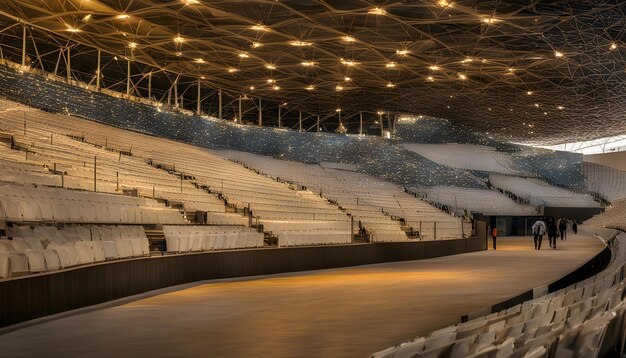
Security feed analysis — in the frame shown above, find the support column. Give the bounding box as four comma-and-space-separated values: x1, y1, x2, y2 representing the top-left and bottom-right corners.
174, 76, 179, 108
387, 113, 392, 134
359, 111, 363, 135
278, 105, 282, 128
218, 89, 223, 120
21, 24, 26, 67
66, 47, 71, 81
317, 114, 320, 132
299, 111, 302, 132
238, 95, 242, 122
196, 79, 201, 115
148, 72, 152, 100
379, 112, 384, 137
126, 59, 131, 96
258, 98, 262, 126
96, 49, 101, 91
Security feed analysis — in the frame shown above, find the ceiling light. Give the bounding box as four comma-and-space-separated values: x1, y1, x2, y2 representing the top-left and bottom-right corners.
481, 17, 499, 24
251, 42, 262, 48
336, 108, 342, 112
526, 91, 533, 95
426, 76, 435, 82
507, 68, 514, 72
344, 76, 352, 82
461, 58, 474, 63
250, 24, 269, 31
301, 61, 316, 67
429, 65, 440, 71
116, 14, 130, 20
249, 86, 255, 90
534, 103, 540, 107
386, 82, 396, 88
173, 35, 184, 43
437, 0, 451, 7
340, 58, 358, 66
557, 105, 565, 110
273, 85, 280, 90
227, 68, 238, 73
368, 7, 386, 15
342, 35, 356, 42
82, 14, 92, 22
396, 49, 410, 56
386, 62, 397, 68
336, 85, 344, 91
290, 41, 312, 47
183, 0, 200, 4
175, 52, 182, 56
194, 58, 205, 64
265, 63, 276, 70
610, 43, 618, 51
267, 79, 276, 83
554, 51, 564, 58
377, 111, 384, 115
66, 26, 81, 33
238, 52, 250, 58
305, 85, 315, 91
458, 73, 467, 80
200, 76, 206, 79
128, 42, 137, 48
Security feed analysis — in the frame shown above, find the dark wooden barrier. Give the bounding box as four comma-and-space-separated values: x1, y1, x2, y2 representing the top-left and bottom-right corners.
0, 237, 485, 327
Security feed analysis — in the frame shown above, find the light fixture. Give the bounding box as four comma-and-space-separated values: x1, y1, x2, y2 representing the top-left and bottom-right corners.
377, 111, 384, 115
458, 73, 467, 80
610, 43, 618, 51
336, 108, 342, 112
429, 65, 440, 71
128, 42, 137, 48
82, 14, 92, 22
267, 79, 276, 83
301, 60, 316, 67
437, 0, 451, 7
265, 63, 277, 70
200, 76, 206, 79
554, 51, 564, 58
175, 52, 182, 57
251, 42, 262, 48
194, 58, 205, 64
481, 17, 499, 24
249, 86, 255, 90
238, 52, 250, 58
461, 58, 474, 63
386, 82, 396, 88
183, 0, 200, 4
116, 14, 130, 20
557, 105, 565, 110
173, 35, 184, 43
250, 24, 269, 31
342, 35, 356, 42
368, 7, 386, 15
507, 68, 515, 72
290, 40, 313, 47
526, 91, 533, 95
340, 58, 358, 66
534, 103, 540, 108
344, 76, 352, 82
426, 76, 435, 82
227, 68, 238, 73
336, 85, 344, 91
305, 85, 315, 91
66, 26, 81, 33
386, 62, 397, 68
396, 49, 410, 56
273, 85, 280, 90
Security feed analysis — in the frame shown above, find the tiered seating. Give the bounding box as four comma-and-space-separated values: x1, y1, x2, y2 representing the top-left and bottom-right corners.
372, 228, 626, 357
416, 186, 539, 216
402, 143, 522, 174
584, 162, 626, 202
222, 150, 468, 240
0, 225, 149, 278
489, 174, 600, 208
0, 100, 352, 247
586, 200, 626, 231
163, 225, 263, 252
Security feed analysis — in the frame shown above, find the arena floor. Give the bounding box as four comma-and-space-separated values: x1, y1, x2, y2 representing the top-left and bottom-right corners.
0, 234, 605, 357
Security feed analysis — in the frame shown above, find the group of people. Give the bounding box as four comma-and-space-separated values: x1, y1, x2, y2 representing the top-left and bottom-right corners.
532, 217, 578, 250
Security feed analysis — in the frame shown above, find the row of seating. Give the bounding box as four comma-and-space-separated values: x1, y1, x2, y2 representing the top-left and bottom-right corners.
584, 162, 626, 202
371, 227, 626, 357
0, 225, 150, 278
162, 225, 264, 252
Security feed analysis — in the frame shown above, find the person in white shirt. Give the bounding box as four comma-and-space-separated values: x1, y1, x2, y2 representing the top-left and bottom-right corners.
532, 219, 546, 250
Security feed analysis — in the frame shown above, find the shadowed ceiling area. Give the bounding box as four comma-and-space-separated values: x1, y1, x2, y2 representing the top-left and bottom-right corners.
0, 0, 625, 144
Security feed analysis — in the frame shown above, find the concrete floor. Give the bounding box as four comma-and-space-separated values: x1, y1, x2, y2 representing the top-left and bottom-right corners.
0, 235, 605, 358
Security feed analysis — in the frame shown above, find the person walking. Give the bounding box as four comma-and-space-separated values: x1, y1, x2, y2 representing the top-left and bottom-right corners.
558, 219, 566, 241
547, 219, 558, 249
572, 221, 578, 235
532, 218, 546, 250
491, 226, 498, 250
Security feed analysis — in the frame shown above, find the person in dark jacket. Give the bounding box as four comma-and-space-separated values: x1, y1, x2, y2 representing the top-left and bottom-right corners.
547, 219, 558, 249
572, 221, 578, 235
558, 219, 566, 240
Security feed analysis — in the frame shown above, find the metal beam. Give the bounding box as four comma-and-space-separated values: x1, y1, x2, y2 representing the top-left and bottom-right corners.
96, 49, 101, 90
218, 89, 223, 120
359, 111, 363, 135
66, 46, 71, 81
126, 59, 131, 96
196, 79, 201, 115
238, 95, 242, 122
258, 98, 262, 126
299, 111, 302, 132
21, 24, 26, 66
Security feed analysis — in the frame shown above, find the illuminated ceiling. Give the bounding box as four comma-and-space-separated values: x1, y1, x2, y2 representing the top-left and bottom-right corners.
0, 0, 625, 144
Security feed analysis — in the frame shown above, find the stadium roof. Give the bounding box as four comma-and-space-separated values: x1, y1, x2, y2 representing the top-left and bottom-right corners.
0, 0, 625, 144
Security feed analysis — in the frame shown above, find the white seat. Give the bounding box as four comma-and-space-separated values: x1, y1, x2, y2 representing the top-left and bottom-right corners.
42, 249, 61, 271
25, 249, 46, 272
